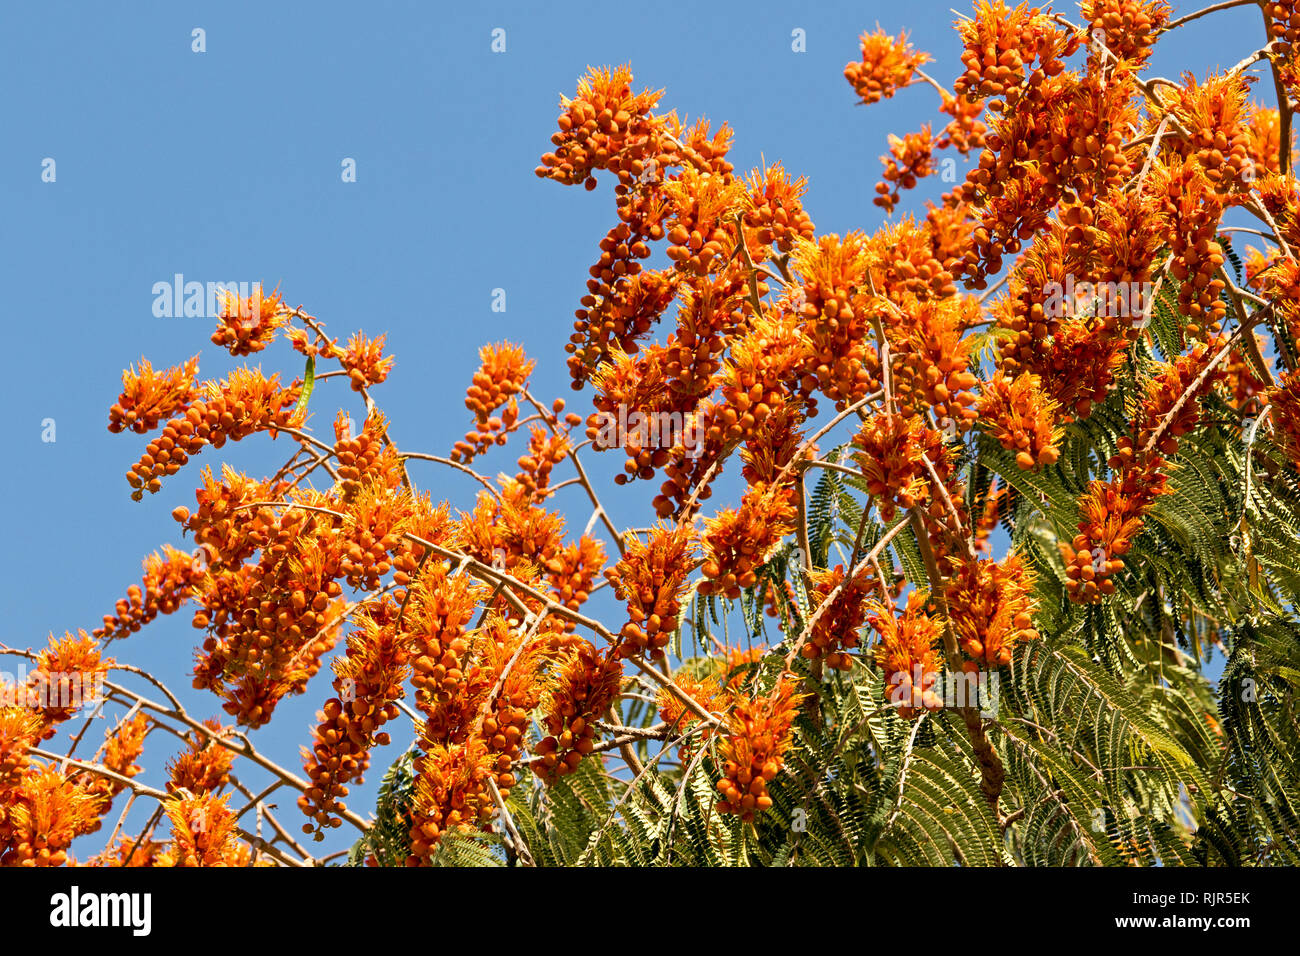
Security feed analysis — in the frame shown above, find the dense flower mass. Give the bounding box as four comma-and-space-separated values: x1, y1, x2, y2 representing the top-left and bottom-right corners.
13, 0, 1300, 869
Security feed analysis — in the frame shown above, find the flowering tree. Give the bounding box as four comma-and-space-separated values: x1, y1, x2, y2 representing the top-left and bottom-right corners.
4, 0, 1300, 867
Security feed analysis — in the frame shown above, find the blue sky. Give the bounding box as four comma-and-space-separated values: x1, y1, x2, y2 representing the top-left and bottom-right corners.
0, 0, 1265, 860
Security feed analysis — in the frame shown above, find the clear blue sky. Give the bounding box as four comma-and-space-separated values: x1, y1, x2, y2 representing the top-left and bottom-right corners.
0, 0, 1262, 860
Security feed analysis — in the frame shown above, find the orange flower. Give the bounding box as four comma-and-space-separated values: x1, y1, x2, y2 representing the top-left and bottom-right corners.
868, 592, 944, 719
123, 367, 302, 500
95, 544, 202, 641
954, 0, 1079, 109
454, 342, 534, 462
1063, 341, 1227, 602
711, 309, 810, 446
1160, 72, 1253, 193
532, 641, 623, 784
544, 535, 606, 612
662, 166, 746, 276
875, 127, 936, 213
333, 409, 404, 500
699, 482, 797, 599
211, 284, 286, 356
2, 763, 97, 866
1264, 369, 1300, 473
715, 675, 806, 822
852, 411, 949, 520
535, 64, 667, 190
1244, 101, 1289, 179
945, 555, 1040, 667
300, 611, 413, 837
606, 524, 699, 658
0, 708, 41, 794
803, 564, 877, 671
978, 370, 1062, 469
167, 719, 234, 796
108, 355, 200, 435
656, 670, 721, 758
407, 736, 496, 861
156, 792, 243, 866
844, 28, 930, 106
1081, 0, 1170, 65
337, 331, 394, 392
1154, 155, 1228, 338
28, 630, 110, 732
887, 294, 981, 427
790, 232, 880, 410
742, 163, 815, 253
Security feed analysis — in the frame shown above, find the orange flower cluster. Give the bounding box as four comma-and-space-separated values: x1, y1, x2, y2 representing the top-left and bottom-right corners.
844, 29, 929, 106
710, 310, 809, 446
456, 484, 568, 588
1162, 73, 1253, 193
545, 535, 606, 614
954, 0, 1079, 109
211, 285, 287, 357
52, 8, 1300, 867
743, 163, 815, 253
403, 607, 549, 859
655, 670, 721, 758
715, 676, 805, 822
945, 555, 1039, 666
535, 64, 667, 190
990, 222, 1132, 420
336, 331, 394, 392
868, 593, 945, 719
179, 480, 354, 726
27, 631, 110, 732
453, 342, 535, 462
154, 792, 258, 866
333, 409, 402, 500
108, 355, 200, 434
698, 482, 797, 599
1082, 0, 1170, 66
887, 295, 981, 427
1156, 156, 1229, 337
1265, 369, 1300, 471
1062, 342, 1227, 601
167, 719, 234, 795
606, 524, 699, 658
938, 93, 989, 155
407, 736, 497, 860
978, 370, 1062, 469
868, 216, 964, 302
875, 127, 936, 213
124, 367, 302, 501
532, 641, 622, 784
95, 544, 203, 641
1, 764, 97, 866
568, 270, 679, 388
802, 564, 877, 671
516, 423, 572, 501
1244, 102, 1287, 179
791, 232, 881, 410
853, 411, 950, 521
300, 608, 413, 836
663, 168, 745, 276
